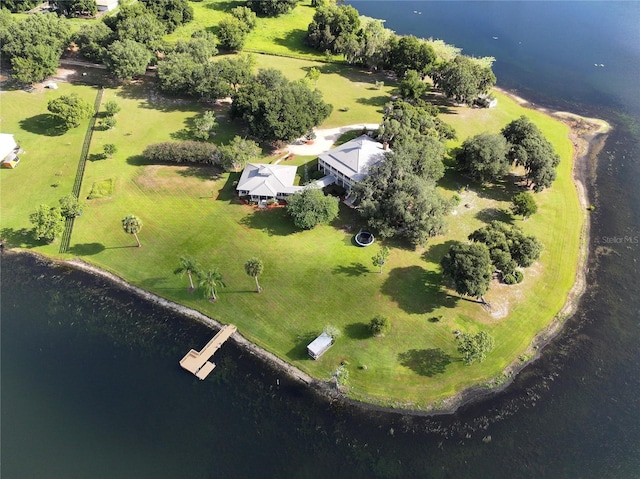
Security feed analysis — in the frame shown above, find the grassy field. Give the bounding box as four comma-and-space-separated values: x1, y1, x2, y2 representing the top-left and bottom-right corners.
0, 3, 584, 408
0, 66, 582, 408
165, 0, 332, 61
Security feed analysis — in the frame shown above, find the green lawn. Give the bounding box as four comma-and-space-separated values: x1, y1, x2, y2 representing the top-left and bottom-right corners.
0, 0, 585, 407
165, 0, 333, 61
0, 69, 583, 408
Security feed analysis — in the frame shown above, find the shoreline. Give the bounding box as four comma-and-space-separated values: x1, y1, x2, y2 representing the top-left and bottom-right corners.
5, 92, 611, 417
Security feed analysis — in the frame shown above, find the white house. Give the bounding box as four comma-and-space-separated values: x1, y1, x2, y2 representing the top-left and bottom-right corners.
235, 163, 303, 202
96, 0, 119, 12
317, 135, 386, 192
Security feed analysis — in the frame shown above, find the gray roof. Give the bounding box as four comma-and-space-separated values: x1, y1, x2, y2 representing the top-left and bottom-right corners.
307, 332, 333, 358
236, 163, 303, 197
318, 135, 385, 183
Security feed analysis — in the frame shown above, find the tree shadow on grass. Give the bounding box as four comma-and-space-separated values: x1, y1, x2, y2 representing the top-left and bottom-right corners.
344, 322, 370, 340
0, 227, 40, 248
126, 155, 150, 166
19, 114, 68, 136
398, 348, 452, 377
475, 207, 513, 224
332, 262, 369, 276
175, 165, 223, 182
355, 95, 390, 111
238, 208, 296, 236
88, 153, 107, 162
286, 331, 317, 361
381, 266, 457, 314
216, 171, 241, 201
273, 29, 317, 55
68, 242, 105, 255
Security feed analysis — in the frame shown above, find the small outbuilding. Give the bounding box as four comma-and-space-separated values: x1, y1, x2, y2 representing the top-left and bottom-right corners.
0, 134, 20, 168
307, 332, 334, 360
96, 0, 119, 12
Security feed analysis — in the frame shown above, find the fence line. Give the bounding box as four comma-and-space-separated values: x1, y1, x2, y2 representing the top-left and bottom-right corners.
59, 88, 104, 254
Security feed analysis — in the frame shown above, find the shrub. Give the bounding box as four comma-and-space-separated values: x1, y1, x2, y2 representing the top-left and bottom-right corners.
143, 141, 219, 165
58, 194, 83, 218
369, 315, 391, 336
514, 270, 524, 283
323, 324, 342, 339
503, 273, 516, 285
103, 100, 121, 117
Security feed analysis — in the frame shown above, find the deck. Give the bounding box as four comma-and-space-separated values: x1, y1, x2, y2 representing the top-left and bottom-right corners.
179, 325, 237, 379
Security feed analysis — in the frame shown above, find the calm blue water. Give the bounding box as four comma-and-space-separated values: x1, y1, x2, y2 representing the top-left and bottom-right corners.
3, 2, 640, 478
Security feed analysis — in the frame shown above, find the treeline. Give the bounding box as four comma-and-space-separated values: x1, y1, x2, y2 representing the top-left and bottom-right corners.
305, 1, 496, 104
142, 135, 262, 172
0, 0, 194, 84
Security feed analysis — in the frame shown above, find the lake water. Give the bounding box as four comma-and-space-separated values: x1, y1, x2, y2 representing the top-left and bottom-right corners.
2, 2, 640, 478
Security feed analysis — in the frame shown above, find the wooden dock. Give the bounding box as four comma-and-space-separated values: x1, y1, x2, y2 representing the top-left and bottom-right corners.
179, 324, 237, 380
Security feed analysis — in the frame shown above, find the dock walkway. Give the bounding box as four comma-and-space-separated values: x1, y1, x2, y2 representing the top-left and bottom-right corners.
179, 325, 237, 379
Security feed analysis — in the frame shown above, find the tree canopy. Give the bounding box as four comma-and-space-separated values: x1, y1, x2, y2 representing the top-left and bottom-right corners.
468, 220, 542, 282
441, 242, 493, 301
52, 0, 97, 17
217, 136, 262, 171
398, 69, 428, 100
286, 187, 339, 230
47, 94, 94, 129
1, 13, 70, 84
456, 132, 510, 183
456, 331, 495, 365
355, 149, 450, 246
511, 191, 538, 219
29, 204, 64, 242
244, 258, 264, 293
73, 22, 114, 62
139, 0, 193, 33
502, 116, 560, 192
249, 0, 298, 17
386, 35, 436, 78
121, 214, 143, 247
216, 16, 248, 51
305, 2, 361, 54
143, 141, 219, 165
432, 55, 496, 104
104, 39, 152, 80
231, 69, 332, 142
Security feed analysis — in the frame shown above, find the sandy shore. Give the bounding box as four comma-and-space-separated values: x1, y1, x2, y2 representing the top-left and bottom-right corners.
8, 89, 611, 416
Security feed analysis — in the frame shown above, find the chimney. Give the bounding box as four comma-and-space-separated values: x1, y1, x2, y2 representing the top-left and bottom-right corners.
382, 141, 389, 150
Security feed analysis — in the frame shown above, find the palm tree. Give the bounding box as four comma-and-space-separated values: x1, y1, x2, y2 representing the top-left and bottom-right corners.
244, 257, 264, 293
174, 256, 201, 292
121, 214, 142, 247
198, 268, 226, 302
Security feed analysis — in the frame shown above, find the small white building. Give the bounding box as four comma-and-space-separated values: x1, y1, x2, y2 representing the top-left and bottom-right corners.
0, 134, 20, 168
307, 332, 334, 360
317, 135, 386, 192
96, 0, 119, 12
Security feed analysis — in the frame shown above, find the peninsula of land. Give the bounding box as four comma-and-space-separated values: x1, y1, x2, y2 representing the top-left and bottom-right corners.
0, 0, 611, 412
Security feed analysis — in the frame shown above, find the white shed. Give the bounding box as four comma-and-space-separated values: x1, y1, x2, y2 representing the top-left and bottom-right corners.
307, 332, 334, 360
0, 134, 19, 162
96, 0, 119, 12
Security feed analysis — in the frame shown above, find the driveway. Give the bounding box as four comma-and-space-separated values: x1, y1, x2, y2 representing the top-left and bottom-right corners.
286, 123, 380, 156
